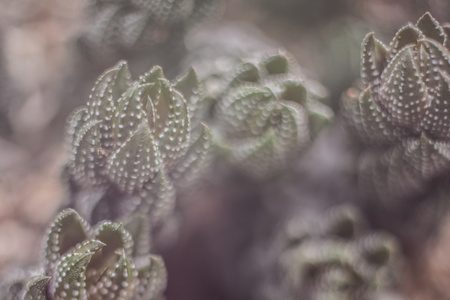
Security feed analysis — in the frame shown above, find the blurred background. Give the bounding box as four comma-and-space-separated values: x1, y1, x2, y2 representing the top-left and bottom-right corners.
1, 0, 450, 299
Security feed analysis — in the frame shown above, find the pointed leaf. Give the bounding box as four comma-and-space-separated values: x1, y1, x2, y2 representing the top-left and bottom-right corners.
112, 84, 149, 146
419, 70, 450, 139
174, 68, 204, 129
23, 276, 51, 300
106, 122, 162, 194
123, 214, 152, 256
87, 61, 132, 150
402, 133, 450, 179
52, 251, 95, 300
139, 65, 164, 85
388, 24, 423, 60
70, 119, 105, 188
65, 107, 88, 153
379, 46, 429, 129
416, 12, 446, 45
135, 255, 167, 300
219, 87, 274, 138
153, 79, 190, 170
230, 62, 260, 86
171, 123, 213, 189
139, 170, 175, 225
357, 87, 406, 145
361, 33, 388, 87
86, 250, 138, 300
44, 209, 90, 276
90, 222, 133, 270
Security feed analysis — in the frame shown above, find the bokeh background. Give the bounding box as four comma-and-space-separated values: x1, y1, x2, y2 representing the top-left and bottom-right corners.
1, 0, 450, 299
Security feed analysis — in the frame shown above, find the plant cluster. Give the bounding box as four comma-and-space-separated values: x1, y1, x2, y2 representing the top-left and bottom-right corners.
64, 61, 212, 224
343, 13, 450, 206
211, 51, 333, 179
77, 0, 222, 69
1, 209, 166, 300
263, 206, 402, 300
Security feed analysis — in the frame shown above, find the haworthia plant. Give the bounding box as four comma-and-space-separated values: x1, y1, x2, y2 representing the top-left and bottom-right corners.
214, 51, 333, 179
342, 12, 450, 204
261, 206, 402, 300
0, 209, 167, 300
64, 61, 212, 224
77, 0, 222, 69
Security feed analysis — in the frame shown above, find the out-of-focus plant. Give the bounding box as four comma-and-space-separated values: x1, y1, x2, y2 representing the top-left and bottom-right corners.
212, 51, 333, 179
342, 12, 450, 206
259, 206, 403, 300
64, 61, 212, 224
0, 208, 166, 300
77, 0, 222, 72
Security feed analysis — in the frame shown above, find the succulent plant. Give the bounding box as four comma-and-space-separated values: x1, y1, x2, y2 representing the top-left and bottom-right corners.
77, 0, 222, 72
342, 12, 450, 204
260, 206, 403, 300
64, 61, 212, 225
213, 51, 333, 179
0, 208, 167, 300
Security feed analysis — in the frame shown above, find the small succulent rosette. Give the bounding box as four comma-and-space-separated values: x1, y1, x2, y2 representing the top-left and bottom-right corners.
264, 206, 403, 300
214, 51, 333, 179
64, 61, 212, 224
342, 12, 450, 204
78, 0, 222, 66
1, 209, 166, 300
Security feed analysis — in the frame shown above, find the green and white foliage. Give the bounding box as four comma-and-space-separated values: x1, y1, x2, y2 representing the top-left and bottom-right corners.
77, 0, 222, 66
268, 206, 402, 300
342, 12, 450, 203
65, 61, 212, 224
1, 209, 167, 300
214, 51, 333, 179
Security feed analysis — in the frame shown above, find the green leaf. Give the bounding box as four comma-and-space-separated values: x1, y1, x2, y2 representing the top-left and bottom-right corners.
139, 65, 164, 85
153, 79, 190, 170
387, 24, 423, 60
416, 12, 446, 45
112, 84, 149, 146
360, 33, 388, 87
171, 123, 213, 189
174, 68, 204, 129
87, 250, 138, 300
123, 214, 152, 257
69, 119, 104, 188
52, 251, 95, 300
90, 222, 134, 270
44, 209, 89, 276
357, 87, 405, 145
106, 122, 162, 194
23, 276, 51, 300
135, 255, 167, 300
379, 46, 429, 129
419, 70, 450, 139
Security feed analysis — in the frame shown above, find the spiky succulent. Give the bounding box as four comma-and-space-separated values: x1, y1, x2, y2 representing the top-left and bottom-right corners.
64, 61, 212, 224
1, 209, 166, 300
342, 12, 450, 204
77, 0, 222, 70
262, 206, 402, 300
214, 51, 333, 179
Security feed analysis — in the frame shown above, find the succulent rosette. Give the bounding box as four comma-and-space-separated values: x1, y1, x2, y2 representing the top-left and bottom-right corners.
1, 209, 166, 300
342, 12, 450, 204
78, 0, 222, 68
215, 51, 333, 179
65, 61, 212, 224
259, 206, 402, 300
